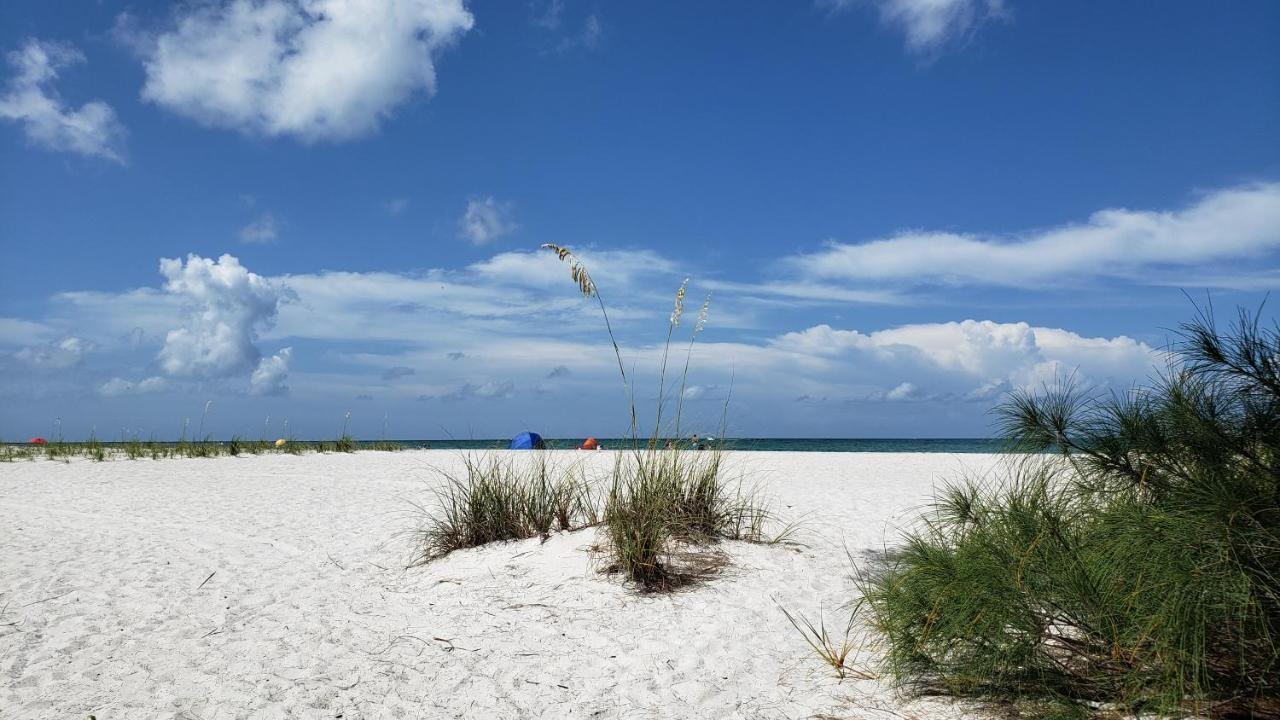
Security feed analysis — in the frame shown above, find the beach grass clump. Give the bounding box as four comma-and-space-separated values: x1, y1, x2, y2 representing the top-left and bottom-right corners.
601, 448, 780, 588
859, 307, 1280, 718
539, 244, 788, 590
417, 454, 600, 562
0, 444, 37, 462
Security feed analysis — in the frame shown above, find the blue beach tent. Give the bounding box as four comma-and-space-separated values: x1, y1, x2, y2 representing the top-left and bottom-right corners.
509, 431, 545, 450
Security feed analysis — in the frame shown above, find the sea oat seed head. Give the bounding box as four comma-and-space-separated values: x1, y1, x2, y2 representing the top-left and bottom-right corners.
694, 293, 711, 334
670, 278, 688, 326
542, 243, 596, 298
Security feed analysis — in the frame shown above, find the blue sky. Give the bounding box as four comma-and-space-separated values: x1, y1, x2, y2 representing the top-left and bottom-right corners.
0, 0, 1277, 441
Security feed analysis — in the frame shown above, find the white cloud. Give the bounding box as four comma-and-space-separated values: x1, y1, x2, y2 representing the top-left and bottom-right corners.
14, 336, 92, 369
767, 319, 1158, 401
157, 254, 295, 384
239, 213, 279, 243
885, 381, 918, 401
459, 196, 517, 245
0, 39, 126, 162
384, 197, 410, 215
0, 317, 57, 347
137, 0, 474, 141
821, 0, 1007, 55
789, 183, 1280, 289
250, 347, 292, 395
99, 376, 168, 397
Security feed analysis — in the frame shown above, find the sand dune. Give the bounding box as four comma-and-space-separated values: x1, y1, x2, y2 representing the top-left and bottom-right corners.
1, 450, 1006, 719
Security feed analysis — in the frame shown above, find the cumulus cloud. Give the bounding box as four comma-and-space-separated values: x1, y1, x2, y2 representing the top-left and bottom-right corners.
821, 0, 1007, 55
382, 365, 415, 380
99, 376, 168, 397
157, 254, 294, 387
0, 39, 126, 162
459, 196, 517, 245
239, 213, 279, 243
768, 319, 1159, 401
250, 347, 292, 395
14, 336, 92, 369
789, 183, 1280, 289
136, 0, 474, 141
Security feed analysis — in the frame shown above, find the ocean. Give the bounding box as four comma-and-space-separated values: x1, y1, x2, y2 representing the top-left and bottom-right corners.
363, 438, 1007, 453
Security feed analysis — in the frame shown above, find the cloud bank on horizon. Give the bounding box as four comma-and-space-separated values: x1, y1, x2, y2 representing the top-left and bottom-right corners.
8, 180, 1277, 438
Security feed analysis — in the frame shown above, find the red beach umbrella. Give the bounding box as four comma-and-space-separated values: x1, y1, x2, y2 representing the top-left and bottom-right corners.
579, 437, 598, 450
28, 437, 47, 445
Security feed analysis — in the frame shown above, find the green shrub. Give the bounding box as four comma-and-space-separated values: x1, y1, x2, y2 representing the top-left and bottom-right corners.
860, 307, 1280, 718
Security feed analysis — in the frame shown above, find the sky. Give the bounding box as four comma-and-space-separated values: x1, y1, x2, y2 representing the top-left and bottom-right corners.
0, 0, 1277, 441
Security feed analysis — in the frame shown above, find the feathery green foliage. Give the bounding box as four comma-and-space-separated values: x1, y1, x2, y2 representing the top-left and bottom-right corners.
860, 306, 1280, 718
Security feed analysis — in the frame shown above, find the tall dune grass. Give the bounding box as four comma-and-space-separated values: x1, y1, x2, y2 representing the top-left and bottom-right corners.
542, 244, 787, 588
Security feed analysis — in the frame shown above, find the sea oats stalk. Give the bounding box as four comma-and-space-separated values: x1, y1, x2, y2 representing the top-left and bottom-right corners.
674, 293, 711, 442
542, 243, 637, 439
652, 278, 688, 441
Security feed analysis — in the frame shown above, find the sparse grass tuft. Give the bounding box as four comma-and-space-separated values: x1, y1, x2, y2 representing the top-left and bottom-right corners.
779, 603, 876, 681
416, 454, 600, 563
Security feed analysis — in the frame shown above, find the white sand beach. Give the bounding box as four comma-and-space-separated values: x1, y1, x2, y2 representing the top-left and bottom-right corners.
1, 450, 1008, 719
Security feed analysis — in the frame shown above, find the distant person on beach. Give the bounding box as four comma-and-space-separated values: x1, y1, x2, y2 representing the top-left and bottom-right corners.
691, 434, 703, 450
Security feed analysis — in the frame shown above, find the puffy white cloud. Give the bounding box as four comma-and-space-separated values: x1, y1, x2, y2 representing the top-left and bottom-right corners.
14, 337, 92, 369
137, 0, 474, 141
789, 183, 1280, 288
821, 0, 1006, 55
0, 39, 126, 162
99, 376, 168, 397
157, 254, 295, 384
239, 213, 279, 243
767, 319, 1158, 401
459, 196, 517, 245
249, 347, 292, 395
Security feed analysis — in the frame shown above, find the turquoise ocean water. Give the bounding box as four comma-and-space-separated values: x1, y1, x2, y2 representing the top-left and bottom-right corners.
367, 438, 1005, 453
